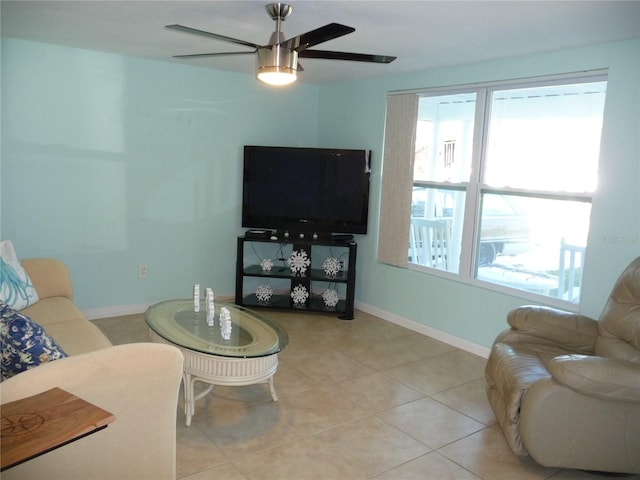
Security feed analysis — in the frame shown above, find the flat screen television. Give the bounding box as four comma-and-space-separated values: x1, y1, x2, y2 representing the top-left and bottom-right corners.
242, 145, 371, 236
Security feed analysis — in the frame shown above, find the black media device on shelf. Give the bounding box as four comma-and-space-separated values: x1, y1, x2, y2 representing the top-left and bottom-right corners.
245, 229, 273, 239
242, 145, 371, 237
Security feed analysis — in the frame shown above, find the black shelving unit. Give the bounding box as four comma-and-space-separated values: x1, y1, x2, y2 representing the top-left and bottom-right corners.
235, 236, 357, 320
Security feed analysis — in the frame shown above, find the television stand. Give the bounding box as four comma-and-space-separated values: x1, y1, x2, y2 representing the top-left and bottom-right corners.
331, 233, 354, 242
235, 235, 357, 319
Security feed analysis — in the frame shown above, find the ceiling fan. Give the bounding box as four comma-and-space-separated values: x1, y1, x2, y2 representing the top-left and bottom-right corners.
166, 2, 396, 86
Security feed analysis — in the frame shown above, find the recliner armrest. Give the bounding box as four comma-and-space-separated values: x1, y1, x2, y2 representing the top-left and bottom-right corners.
548, 354, 640, 402
507, 305, 598, 354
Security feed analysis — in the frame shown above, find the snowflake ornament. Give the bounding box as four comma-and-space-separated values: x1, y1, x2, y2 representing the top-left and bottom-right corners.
256, 284, 273, 303
287, 249, 311, 275
322, 289, 340, 309
290, 284, 309, 306
323, 257, 342, 277
260, 258, 274, 272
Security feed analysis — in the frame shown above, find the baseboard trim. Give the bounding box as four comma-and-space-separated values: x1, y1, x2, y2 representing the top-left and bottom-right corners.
84, 295, 237, 321
85, 299, 489, 358
84, 304, 152, 320
355, 301, 490, 359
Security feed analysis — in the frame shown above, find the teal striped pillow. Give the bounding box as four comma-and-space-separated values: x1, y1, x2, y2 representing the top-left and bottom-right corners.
0, 240, 39, 310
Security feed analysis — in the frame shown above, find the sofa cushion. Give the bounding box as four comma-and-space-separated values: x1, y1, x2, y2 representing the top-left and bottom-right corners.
0, 240, 39, 310
0, 303, 68, 379
21, 297, 112, 355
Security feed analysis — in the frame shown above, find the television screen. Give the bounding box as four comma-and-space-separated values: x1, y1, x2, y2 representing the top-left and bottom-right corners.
242, 146, 371, 235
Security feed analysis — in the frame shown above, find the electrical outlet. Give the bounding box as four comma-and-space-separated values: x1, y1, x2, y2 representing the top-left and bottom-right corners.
138, 264, 148, 278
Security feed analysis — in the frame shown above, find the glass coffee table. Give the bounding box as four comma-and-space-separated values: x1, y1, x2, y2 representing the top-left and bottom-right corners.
145, 299, 288, 426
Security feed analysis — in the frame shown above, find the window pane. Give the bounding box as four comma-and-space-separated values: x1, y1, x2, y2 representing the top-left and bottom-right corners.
484, 82, 606, 192
414, 93, 476, 183
476, 193, 591, 303
410, 186, 464, 273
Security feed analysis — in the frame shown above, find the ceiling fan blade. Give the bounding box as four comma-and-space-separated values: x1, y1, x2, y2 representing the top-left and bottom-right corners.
299, 50, 397, 63
173, 51, 256, 59
166, 24, 261, 50
283, 23, 355, 51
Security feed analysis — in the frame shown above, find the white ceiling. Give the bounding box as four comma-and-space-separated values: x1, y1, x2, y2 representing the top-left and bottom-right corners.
2, 0, 640, 84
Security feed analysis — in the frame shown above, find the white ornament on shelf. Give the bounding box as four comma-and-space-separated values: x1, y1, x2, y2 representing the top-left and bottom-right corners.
287, 250, 311, 275
256, 284, 273, 303
322, 289, 340, 309
290, 284, 309, 306
260, 258, 274, 272
322, 257, 342, 277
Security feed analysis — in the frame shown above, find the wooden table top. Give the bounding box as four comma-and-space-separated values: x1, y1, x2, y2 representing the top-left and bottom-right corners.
1, 387, 115, 471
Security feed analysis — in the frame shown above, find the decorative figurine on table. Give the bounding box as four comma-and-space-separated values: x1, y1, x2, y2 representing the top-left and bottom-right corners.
220, 306, 232, 340
193, 284, 201, 312
205, 288, 215, 325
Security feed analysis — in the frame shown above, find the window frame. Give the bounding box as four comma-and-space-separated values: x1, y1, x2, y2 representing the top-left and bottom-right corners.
381, 70, 608, 309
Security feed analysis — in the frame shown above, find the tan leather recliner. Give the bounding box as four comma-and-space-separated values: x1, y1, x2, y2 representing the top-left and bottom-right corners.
485, 256, 640, 474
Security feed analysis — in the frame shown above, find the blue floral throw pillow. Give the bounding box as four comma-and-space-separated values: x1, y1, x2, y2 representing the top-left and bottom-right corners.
0, 302, 68, 379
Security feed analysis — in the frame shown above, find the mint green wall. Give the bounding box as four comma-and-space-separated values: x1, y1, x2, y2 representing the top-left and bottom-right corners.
1, 38, 320, 309
317, 39, 640, 348
2, 37, 639, 349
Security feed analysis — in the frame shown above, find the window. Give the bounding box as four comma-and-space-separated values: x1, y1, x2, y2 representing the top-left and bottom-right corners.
381, 73, 607, 304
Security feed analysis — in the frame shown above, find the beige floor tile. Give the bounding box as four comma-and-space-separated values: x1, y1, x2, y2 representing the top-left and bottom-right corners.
94, 309, 603, 480
188, 382, 279, 422
342, 332, 455, 370
278, 384, 370, 435
92, 313, 149, 344
276, 331, 337, 363
180, 462, 249, 480
269, 363, 322, 399
438, 427, 560, 480
194, 400, 306, 460
312, 416, 431, 477
175, 422, 229, 478
381, 397, 485, 449
306, 312, 416, 350
309, 326, 379, 350
431, 378, 497, 425
384, 358, 473, 396
425, 348, 487, 380
332, 371, 424, 413
268, 310, 346, 336
233, 434, 368, 480
294, 350, 375, 385
375, 451, 481, 479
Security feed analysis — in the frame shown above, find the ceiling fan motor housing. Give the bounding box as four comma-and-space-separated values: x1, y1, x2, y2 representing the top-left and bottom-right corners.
256, 45, 298, 84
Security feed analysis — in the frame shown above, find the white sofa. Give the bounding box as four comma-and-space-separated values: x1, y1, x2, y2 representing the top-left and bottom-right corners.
1, 258, 184, 480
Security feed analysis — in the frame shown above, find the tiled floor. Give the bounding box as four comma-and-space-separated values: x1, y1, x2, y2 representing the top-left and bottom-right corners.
94, 309, 637, 480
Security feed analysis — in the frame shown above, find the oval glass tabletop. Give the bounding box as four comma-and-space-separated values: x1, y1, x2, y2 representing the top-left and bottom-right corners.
145, 299, 288, 358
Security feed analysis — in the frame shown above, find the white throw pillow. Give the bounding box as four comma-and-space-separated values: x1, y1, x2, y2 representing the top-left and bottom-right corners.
0, 240, 39, 310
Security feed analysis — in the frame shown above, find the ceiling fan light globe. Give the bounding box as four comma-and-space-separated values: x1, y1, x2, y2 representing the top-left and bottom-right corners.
257, 67, 297, 86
